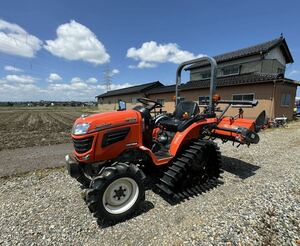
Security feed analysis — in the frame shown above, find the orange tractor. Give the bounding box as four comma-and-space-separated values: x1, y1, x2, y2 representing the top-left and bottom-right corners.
66, 56, 265, 222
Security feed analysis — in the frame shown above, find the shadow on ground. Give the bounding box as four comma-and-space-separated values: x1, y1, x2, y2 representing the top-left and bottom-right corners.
221, 155, 260, 179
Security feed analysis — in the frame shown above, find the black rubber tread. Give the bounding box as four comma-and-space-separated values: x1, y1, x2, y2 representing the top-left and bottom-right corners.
156, 139, 222, 202
76, 174, 91, 188
182, 153, 194, 160
177, 157, 190, 164
165, 170, 178, 179
186, 188, 195, 196
194, 185, 203, 193
160, 176, 175, 188
185, 149, 198, 155
85, 162, 145, 223
156, 183, 173, 196
190, 187, 199, 195
173, 161, 187, 171
182, 191, 190, 198
169, 165, 182, 174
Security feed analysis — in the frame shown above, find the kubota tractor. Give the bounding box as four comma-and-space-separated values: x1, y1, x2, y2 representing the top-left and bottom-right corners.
66, 56, 265, 222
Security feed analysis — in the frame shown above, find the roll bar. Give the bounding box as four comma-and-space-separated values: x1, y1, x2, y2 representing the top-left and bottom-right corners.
175, 56, 217, 114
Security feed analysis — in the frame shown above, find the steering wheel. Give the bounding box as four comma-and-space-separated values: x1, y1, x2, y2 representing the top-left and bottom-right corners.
137, 98, 163, 111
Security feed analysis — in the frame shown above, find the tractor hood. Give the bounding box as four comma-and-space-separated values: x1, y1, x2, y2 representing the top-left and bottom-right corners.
72, 110, 142, 135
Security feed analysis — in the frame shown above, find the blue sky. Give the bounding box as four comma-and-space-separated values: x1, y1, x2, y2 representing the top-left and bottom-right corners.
0, 0, 299, 101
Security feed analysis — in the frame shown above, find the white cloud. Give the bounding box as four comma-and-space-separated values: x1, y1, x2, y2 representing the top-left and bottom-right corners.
5, 74, 37, 83
47, 73, 62, 82
71, 76, 99, 84
126, 41, 204, 68
86, 77, 98, 83
0, 74, 134, 101
0, 19, 42, 57
4, 65, 23, 72
111, 69, 119, 75
70, 77, 82, 84
44, 20, 110, 65
128, 61, 157, 69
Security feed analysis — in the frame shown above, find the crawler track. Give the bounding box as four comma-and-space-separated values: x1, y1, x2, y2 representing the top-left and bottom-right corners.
156, 139, 223, 202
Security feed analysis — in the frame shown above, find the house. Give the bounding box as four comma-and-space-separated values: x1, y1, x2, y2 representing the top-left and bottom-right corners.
96, 81, 163, 111
96, 36, 299, 119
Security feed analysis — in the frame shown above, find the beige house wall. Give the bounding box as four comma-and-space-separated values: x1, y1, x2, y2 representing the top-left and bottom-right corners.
149, 84, 274, 119
98, 82, 297, 120
148, 93, 175, 113
273, 82, 297, 119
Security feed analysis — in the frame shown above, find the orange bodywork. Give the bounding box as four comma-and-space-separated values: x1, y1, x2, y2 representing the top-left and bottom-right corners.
169, 118, 217, 156
72, 110, 143, 163
213, 117, 256, 140
72, 109, 257, 167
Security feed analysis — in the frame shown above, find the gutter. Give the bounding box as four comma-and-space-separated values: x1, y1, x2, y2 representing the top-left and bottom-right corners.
270, 80, 277, 119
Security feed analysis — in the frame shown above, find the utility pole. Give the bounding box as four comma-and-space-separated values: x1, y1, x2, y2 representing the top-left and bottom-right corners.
103, 65, 112, 91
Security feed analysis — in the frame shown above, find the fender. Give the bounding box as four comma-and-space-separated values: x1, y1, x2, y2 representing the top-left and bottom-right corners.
169, 118, 218, 156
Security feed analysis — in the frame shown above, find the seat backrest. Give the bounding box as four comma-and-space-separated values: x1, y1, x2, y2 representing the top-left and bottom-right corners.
174, 101, 200, 119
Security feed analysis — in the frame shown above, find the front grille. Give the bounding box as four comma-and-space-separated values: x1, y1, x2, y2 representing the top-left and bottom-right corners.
73, 137, 94, 154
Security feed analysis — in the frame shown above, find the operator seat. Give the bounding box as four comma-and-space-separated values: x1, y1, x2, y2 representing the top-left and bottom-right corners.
159, 101, 201, 132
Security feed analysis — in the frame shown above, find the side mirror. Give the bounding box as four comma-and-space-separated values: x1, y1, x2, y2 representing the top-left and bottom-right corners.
118, 100, 126, 111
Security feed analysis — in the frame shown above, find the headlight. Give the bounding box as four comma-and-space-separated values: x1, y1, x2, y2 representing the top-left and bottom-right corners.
72, 123, 90, 135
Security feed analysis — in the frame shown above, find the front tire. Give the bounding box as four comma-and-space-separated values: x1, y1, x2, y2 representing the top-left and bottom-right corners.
85, 163, 145, 222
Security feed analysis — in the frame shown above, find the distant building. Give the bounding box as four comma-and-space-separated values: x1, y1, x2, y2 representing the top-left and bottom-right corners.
96, 81, 163, 111
96, 37, 299, 119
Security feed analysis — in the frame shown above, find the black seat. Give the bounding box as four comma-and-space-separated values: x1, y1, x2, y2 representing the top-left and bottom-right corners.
159, 101, 200, 132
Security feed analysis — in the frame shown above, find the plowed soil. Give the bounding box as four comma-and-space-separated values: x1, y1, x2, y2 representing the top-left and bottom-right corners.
0, 107, 96, 151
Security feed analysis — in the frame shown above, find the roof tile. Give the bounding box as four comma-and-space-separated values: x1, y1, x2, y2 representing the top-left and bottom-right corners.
147, 73, 296, 94
186, 37, 293, 70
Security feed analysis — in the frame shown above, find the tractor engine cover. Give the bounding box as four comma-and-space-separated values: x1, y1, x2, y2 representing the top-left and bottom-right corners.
71, 110, 143, 163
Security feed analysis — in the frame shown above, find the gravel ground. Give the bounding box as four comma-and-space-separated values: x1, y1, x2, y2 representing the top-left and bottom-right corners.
0, 121, 299, 245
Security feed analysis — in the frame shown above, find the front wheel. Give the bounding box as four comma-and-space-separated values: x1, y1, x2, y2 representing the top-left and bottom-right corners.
85, 163, 145, 222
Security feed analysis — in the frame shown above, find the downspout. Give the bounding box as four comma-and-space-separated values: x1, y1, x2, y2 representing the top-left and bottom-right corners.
270, 80, 276, 119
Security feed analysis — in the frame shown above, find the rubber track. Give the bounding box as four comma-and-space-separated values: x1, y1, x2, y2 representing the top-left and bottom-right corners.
156, 139, 222, 202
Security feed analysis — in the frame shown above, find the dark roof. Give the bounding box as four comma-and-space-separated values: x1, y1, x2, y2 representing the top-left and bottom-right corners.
146, 85, 176, 94
147, 73, 298, 95
186, 37, 294, 70
96, 81, 163, 98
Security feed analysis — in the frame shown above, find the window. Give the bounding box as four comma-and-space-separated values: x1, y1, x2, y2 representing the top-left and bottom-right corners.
131, 98, 137, 104
199, 96, 210, 104
157, 99, 165, 106
232, 93, 254, 102
281, 93, 291, 106
200, 71, 211, 79
222, 66, 240, 76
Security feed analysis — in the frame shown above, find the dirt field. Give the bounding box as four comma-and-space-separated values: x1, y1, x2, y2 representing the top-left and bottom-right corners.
0, 107, 97, 150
